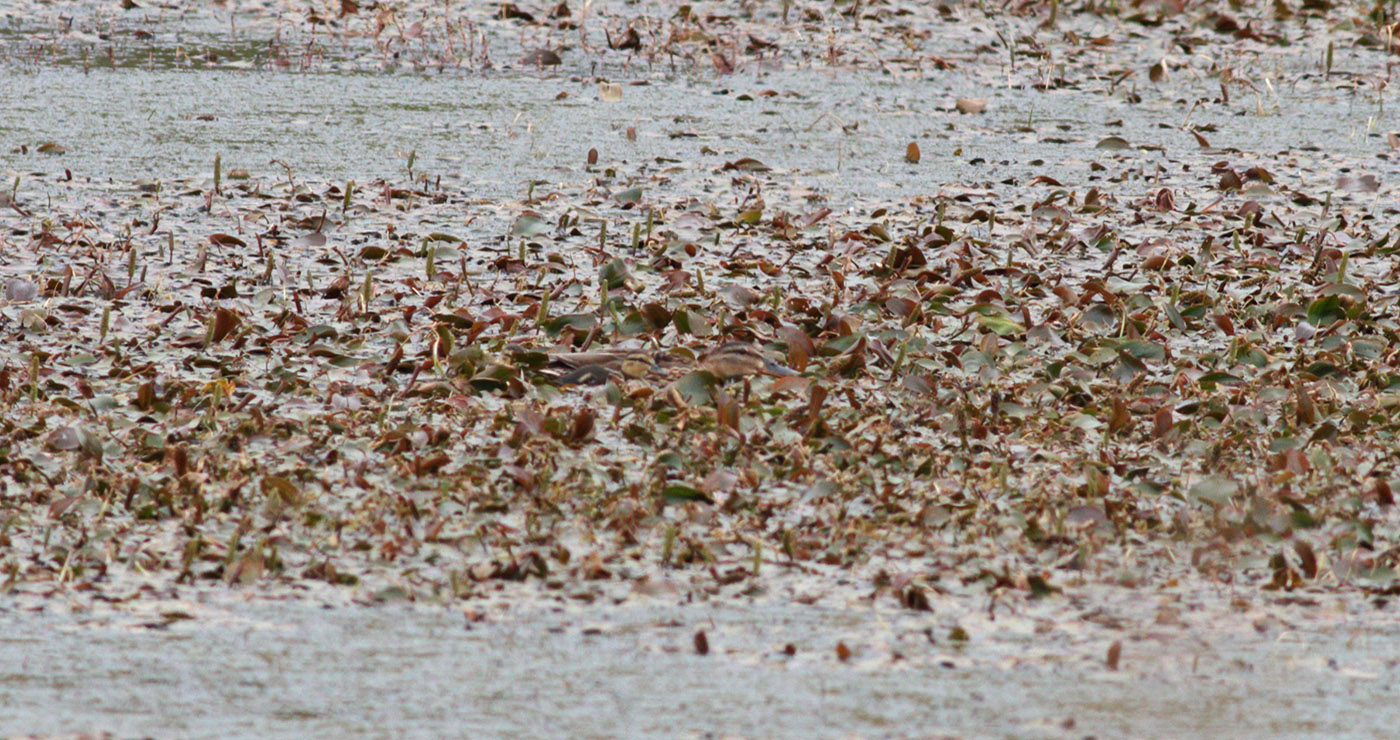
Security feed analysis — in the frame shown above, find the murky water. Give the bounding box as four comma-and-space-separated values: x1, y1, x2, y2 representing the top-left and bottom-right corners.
3, 54, 1392, 207
4, 3, 1400, 738
4, 591, 1398, 739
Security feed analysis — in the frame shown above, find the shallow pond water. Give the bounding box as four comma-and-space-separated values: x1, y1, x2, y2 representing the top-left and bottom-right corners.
5, 590, 1399, 739
3, 56, 1393, 208
4, 3, 1400, 738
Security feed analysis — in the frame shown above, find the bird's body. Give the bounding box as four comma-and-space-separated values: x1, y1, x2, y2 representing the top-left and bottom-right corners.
546, 347, 672, 386
695, 341, 798, 380
536, 342, 794, 386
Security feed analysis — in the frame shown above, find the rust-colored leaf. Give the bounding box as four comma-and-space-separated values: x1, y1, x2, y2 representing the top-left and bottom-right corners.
1106, 641, 1122, 670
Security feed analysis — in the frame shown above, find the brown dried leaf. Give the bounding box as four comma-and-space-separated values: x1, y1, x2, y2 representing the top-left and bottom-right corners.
955, 98, 987, 114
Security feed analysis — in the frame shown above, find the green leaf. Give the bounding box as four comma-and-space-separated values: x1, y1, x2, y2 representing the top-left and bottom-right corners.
1066, 413, 1102, 431
512, 216, 551, 237
1353, 339, 1385, 360
821, 334, 863, 355
543, 313, 598, 337
618, 310, 649, 335
736, 208, 763, 224
673, 309, 694, 335
998, 402, 1033, 419
1129, 479, 1165, 496
1112, 355, 1146, 382
661, 485, 713, 504
672, 371, 714, 404
1189, 477, 1239, 504
1117, 339, 1165, 361
977, 313, 1025, 337
600, 258, 631, 290
1198, 371, 1242, 386
1080, 304, 1118, 330
1306, 295, 1346, 325
654, 451, 685, 469
672, 310, 712, 337
1302, 361, 1340, 379
1164, 302, 1187, 332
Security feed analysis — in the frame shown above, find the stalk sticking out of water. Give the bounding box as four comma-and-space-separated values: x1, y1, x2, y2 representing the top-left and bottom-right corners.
29, 353, 40, 402
213, 154, 221, 195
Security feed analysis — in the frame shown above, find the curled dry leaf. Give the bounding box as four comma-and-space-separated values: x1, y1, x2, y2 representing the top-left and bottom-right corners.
954, 97, 987, 114
291, 232, 326, 247
519, 49, 561, 67
5, 279, 38, 302
209, 233, 247, 247
610, 27, 640, 51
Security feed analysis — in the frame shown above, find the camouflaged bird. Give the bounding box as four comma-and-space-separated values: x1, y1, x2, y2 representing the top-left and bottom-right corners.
543, 346, 672, 386
693, 341, 798, 380
540, 341, 795, 386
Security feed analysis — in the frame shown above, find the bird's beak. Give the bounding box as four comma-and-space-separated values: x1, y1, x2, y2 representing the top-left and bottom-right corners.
762, 358, 798, 376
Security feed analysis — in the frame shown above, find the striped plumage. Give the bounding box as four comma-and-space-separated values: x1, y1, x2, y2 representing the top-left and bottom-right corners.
696, 341, 798, 380
539, 342, 795, 386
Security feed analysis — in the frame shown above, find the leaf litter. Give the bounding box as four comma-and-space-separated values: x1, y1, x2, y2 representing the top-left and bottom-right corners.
2, 0, 1400, 685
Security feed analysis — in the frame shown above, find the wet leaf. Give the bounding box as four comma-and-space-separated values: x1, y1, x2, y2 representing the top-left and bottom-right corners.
1106, 641, 1122, 670
519, 49, 561, 66
954, 98, 987, 114
598, 83, 623, 102
662, 485, 713, 504
512, 215, 551, 237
